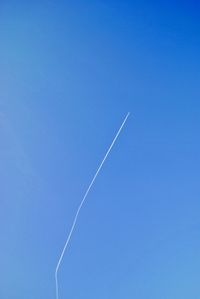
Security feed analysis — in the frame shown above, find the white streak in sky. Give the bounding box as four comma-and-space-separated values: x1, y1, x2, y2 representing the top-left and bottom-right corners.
55, 112, 130, 299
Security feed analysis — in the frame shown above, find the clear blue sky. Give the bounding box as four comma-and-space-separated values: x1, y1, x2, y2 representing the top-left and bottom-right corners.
1, 1, 200, 298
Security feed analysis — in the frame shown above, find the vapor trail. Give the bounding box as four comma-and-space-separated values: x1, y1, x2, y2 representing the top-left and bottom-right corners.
55, 112, 130, 299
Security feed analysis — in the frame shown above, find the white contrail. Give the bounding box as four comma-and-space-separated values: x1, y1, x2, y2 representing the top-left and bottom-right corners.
55, 112, 130, 299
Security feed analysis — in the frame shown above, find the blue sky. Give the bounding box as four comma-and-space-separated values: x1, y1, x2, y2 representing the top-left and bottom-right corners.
1, 1, 200, 298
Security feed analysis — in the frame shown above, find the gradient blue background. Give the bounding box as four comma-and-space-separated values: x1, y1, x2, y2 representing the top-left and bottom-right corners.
1, 1, 200, 298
